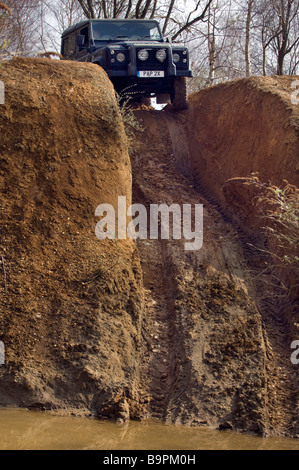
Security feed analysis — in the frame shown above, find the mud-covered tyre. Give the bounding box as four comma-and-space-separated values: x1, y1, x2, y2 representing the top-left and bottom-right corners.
171, 77, 188, 111
156, 93, 171, 105
140, 96, 152, 106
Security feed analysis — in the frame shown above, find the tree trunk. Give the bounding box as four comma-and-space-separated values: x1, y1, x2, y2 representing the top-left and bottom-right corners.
245, 0, 254, 77
207, 5, 216, 85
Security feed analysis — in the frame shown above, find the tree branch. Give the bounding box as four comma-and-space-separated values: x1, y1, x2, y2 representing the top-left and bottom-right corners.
171, 0, 213, 41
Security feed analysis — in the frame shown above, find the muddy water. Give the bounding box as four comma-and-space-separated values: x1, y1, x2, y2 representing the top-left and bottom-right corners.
0, 409, 298, 450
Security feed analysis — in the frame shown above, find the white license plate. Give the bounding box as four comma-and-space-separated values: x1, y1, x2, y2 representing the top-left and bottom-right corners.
137, 71, 165, 78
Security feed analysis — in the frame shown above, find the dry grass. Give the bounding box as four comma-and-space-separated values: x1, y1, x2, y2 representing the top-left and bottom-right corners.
244, 177, 299, 298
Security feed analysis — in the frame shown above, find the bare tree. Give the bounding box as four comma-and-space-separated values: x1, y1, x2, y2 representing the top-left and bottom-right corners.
0, 0, 43, 56
188, 0, 247, 89
168, 0, 214, 41
205, 0, 232, 85
274, 0, 299, 75
245, 0, 254, 76
2, 0, 297, 79
207, 2, 217, 84
75, 0, 214, 41
47, 0, 83, 31
256, 1, 277, 75
254, 0, 299, 75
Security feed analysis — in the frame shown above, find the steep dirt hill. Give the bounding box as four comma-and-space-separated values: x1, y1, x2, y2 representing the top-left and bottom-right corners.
0, 58, 146, 419
0, 59, 298, 437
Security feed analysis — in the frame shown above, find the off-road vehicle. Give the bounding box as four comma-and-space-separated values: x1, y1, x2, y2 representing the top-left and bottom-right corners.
61, 19, 192, 109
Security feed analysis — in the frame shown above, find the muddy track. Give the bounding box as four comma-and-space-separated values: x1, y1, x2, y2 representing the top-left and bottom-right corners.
131, 114, 188, 420
137, 238, 179, 418
0, 60, 297, 437
131, 107, 298, 435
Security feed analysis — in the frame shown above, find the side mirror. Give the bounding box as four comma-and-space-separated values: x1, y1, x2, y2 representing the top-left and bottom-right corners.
77, 35, 85, 47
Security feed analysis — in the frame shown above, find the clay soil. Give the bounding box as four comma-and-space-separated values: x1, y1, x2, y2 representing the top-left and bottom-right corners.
0, 58, 298, 438
0, 58, 146, 420
131, 102, 298, 437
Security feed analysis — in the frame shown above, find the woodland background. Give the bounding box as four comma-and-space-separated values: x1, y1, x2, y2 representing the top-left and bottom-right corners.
0, 0, 298, 90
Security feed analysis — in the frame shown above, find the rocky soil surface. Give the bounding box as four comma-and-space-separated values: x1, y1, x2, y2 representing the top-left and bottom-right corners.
0, 59, 298, 437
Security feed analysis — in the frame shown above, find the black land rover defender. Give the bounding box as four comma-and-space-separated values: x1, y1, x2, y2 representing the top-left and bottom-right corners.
61, 19, 192, 110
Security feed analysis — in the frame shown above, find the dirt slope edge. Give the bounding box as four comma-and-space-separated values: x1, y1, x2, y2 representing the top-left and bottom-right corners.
0, 58, 146, 419
161, 76, 298, 436
183, 77, 298, 349
186, 76, 299, 195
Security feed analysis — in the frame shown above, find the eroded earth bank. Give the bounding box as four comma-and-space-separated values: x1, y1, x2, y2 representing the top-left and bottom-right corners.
0, 59, 298, 438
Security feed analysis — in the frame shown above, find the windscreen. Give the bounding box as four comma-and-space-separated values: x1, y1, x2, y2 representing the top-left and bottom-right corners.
92, 21, 162, 41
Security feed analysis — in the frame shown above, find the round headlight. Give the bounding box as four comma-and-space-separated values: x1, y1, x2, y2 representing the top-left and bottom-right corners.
116, 52, 125, 63
138, 49, 149, 61
156, 49, 167, 62
173, 53, 180, 63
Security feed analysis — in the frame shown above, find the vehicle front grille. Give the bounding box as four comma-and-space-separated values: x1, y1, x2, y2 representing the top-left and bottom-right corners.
136, 48, 168, 70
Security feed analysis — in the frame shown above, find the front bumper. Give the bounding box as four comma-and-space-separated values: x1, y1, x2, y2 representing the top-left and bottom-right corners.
94, 44, 192, 79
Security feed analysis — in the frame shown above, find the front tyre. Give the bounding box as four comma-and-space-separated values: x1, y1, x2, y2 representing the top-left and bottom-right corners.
171, 77, 188, 111
140, 96, 152, 106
